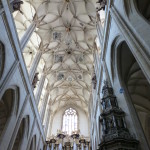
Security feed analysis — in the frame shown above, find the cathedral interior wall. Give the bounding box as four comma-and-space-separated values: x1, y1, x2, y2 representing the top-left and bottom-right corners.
50, 106, 89, 138
0, 4, 46, 149
0, 0, 150, 149
90, 0, 150, 149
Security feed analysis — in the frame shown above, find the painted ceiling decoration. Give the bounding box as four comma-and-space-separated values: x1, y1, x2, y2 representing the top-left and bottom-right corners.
14, 0, 98, 114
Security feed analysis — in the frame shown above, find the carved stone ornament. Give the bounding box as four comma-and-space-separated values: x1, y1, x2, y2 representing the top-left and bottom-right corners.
12, 0, 24, 14
96, 0, 107, 12
92, 73, 97, 89
32, 72, 39, 88
98, 80, 139, 150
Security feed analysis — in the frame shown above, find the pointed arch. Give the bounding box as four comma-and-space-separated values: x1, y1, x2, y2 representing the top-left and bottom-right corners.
114, 40, 150, 147
0, 87, 19, 138
110, 35, 124, 83
29, 135, 37, 150
62, 107, 78, 135
12, 115, 30, 150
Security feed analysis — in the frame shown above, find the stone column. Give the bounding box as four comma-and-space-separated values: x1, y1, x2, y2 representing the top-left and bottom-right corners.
96, 12, 103, 48
43, 105, 49, 125
44, 108, 51, 135
35, 74, 46, 105
102, 60, 111, 86
40, 90, 49, 120
20, 21, 37, 51
29, 51, 42, 82
96, 24, 103, 48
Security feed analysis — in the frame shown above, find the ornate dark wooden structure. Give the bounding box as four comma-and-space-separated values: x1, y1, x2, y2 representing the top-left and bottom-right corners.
98, 81, 139, 150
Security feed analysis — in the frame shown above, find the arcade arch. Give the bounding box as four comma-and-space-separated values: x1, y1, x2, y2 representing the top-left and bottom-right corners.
12, 116, 29, 150
0, 88, 19, 138
29, 135, 37, 150
116, 41, 150, 146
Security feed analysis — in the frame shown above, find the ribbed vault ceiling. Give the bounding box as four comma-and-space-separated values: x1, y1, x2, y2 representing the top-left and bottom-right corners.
14, 0, 97, 114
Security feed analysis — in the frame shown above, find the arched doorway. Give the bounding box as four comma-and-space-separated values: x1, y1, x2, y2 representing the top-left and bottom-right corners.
117, 41, 150, 146
0, 89, 16, 138
12, 116, 29, 150
135, 0, 150, 21
29, 135, 36, 150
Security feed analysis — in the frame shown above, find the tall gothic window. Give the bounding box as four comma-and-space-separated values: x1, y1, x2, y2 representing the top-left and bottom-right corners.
62, 108, 78, 135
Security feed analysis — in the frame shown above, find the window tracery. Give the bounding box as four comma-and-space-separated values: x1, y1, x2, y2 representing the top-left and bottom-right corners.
62, 108, 78, 135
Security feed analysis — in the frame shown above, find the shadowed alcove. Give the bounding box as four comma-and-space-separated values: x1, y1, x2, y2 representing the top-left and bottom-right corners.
117, 41, 150, 146
135, 0, 150, 21
0, 88, 18, 138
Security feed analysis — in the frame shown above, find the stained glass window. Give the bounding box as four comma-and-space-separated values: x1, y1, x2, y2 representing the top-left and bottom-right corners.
62, 108, 78, 135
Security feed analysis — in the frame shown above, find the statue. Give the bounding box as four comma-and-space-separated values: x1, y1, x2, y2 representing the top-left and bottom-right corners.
96, 12, 100, 22
32, 72, 39, 88
12, 0, 24, 14
96, 0, 107, 11
92, 73, 97, 89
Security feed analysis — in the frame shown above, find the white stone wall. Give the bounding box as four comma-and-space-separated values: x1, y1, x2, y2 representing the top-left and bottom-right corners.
0, 0, 150, 150
91, 0, 150, 149
49, 106, 89, 138
0, 1, 46, 149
